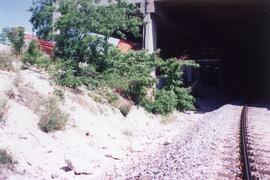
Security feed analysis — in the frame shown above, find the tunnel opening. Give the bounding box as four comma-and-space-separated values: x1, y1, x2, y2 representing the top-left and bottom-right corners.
153, 0, 270, 107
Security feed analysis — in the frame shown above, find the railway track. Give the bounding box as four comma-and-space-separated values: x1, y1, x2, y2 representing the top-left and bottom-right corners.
240, 105, 270, 180
240, 106, 252, 179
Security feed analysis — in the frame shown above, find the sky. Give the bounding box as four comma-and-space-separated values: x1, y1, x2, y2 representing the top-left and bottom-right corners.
0, 0, 33, 33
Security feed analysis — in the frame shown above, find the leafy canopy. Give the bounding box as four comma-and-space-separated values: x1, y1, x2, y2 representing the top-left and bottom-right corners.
29, 0, 54, 40
54, 0, 142, 61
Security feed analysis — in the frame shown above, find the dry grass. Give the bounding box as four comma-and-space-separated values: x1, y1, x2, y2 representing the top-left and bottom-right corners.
160, 114, 176, 124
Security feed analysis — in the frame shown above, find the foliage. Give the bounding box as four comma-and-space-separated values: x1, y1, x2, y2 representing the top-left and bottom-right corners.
38, 96, 68, 133
3, 27, 25, 55
0, 149, 16, 168
54, 0, 142, 62
142, 90, 178, 115
102, 48, 160, 103
159, 59, 199, 89
142, 59, 199, 114
51, 60, 82, 88
27, 0, 198, 115
22, 40, 42, 65
29, 0, 54, 40
22, 40, 53, 71
174, 87, 196, 111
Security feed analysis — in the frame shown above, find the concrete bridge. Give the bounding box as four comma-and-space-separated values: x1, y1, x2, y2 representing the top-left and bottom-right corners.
129, 0, 270, 98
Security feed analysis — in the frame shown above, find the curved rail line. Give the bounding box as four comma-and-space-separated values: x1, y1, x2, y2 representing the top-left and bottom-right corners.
240, 106, 252, 180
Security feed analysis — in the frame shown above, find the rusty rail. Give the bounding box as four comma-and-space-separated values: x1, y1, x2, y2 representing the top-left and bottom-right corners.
240, 106, 252, 180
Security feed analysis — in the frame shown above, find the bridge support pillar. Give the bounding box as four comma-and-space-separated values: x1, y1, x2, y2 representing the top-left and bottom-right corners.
144, 13, 157, 53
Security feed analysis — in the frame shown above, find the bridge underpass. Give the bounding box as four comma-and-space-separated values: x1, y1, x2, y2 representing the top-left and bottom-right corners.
143, 0, 270, 100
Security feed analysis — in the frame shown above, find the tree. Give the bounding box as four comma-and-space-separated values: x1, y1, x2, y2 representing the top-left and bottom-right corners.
29, 0, 54, 40
3, 27, 25, 55
54, 0, 142, 68
0, 29, 7, 43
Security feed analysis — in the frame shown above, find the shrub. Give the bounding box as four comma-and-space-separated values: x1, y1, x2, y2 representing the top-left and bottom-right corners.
142, 90, 178, 115
52, 60, 82, 88
3, 27, 25, 55
102, 49, 159, 103
174, 87, 196, 111
38, 97, 68, 133
53, 89, 65, 102
0, 149, 16, 168
0, 99, 9, 122
22, 40, 41, 65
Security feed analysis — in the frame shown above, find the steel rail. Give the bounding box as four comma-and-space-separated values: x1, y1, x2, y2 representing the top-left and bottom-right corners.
240, 106, 252, 180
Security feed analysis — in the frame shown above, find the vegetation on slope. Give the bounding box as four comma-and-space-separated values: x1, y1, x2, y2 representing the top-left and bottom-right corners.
24, 0, 199, 115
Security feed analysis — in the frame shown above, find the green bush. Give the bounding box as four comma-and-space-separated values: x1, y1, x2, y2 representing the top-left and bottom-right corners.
143, 90, 177, 115
174, 87, 196, 111
0, 149, 16, 168
38, 97, 68, 133
102, 49, 159, 103
52, 60, 82, 88
22, 40, 53, 70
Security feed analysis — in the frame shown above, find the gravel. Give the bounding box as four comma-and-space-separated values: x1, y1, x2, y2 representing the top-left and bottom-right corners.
111, 104, 242, 179
248, 106, 270, 179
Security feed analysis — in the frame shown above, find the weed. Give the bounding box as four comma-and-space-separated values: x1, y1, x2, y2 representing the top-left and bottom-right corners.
0, 149, 16, 169
119, 105, 131, 117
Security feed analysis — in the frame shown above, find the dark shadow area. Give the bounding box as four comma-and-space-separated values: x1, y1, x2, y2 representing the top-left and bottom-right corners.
155, 0, 270, 111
